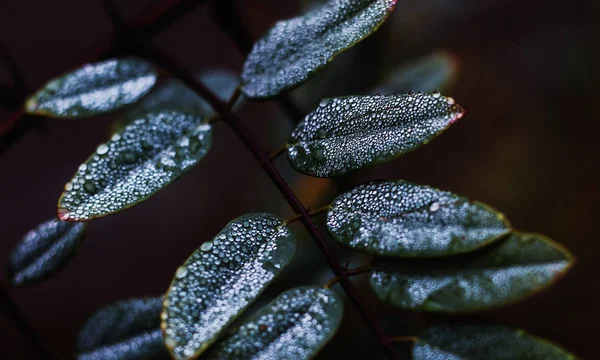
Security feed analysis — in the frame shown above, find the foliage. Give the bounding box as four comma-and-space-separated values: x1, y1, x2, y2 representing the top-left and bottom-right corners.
6, 1, 577, 359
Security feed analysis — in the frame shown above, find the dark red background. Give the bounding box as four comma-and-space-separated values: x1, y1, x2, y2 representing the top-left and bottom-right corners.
0, 0, 598, 359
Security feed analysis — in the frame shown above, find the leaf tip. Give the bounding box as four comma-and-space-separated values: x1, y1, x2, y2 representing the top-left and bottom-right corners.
24, 97, 39, 113
57, 208, 71, 221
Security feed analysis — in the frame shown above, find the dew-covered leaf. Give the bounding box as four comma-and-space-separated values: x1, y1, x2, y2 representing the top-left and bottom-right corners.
57, 110, 211, 221
77, 297, 170, 360
7, 219, 86, 287
162, 213, 296, 360
369, 232, 574, 312
326, 180, 510, 257
241, 0, 397, 100
137, 68, 241, 116
287, 93, 464, 177
413, 324, 577, 360
25, 58, 157, 118
374, 51, 458, 95
205, 286, 343, 360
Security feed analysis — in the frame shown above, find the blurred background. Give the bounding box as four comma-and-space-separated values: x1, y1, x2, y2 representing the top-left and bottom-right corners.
0, 0, 598, 358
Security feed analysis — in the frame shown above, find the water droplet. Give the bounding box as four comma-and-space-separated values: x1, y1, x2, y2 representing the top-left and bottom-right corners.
96, 143, 109, 155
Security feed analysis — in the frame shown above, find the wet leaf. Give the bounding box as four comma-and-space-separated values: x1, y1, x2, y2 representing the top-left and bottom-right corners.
369, 232, 574, 312
241, 0, 397, 100
138, 68, 241, 116
162, 213, 296, 360
26, 58, 157, 118
374, 51, 459, 94
326, 180, 510, 257
287, 93, 464, 177
7, 219, 86, 287
58, 110, 211, 221
77, 297, 169, 360
414, 324, 577, 360
205, 286, 343, 360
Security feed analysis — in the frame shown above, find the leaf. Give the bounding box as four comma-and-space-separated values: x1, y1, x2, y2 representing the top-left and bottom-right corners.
369, 232, 574, 312
162, 213, 296, 360
137, 68, 241, 116
326, 180, 510, 257
241, 0, 397, 100
77, 297, 170, 360
7, 219, 86, 287
413, 324, 577, 360
57, 110, 211, 221
205, 286, 343, 360
287, 93, 464, 177
25, 58, 158, 118
373, 51, 459, 95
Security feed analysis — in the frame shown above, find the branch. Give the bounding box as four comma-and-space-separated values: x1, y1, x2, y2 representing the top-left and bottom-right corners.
0, 285, 56, 359
133, 41, 400, 360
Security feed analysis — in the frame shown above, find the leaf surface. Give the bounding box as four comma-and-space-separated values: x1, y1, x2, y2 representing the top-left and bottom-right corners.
287, 93, 464, 177
414, 324, 577, 360
205, 286, 343, 360
241, 0, 397, 99
58, 110, 210, 221
326, 180, 510, 257
162, 213, 296, 360
77, 297, 169, 360
369, 232, 574, 312
26, 58, 157, 118
7, 219, 86, 286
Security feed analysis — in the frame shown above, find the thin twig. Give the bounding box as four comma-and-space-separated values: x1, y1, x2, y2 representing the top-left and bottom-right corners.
267, 144, 287, 162
285, 204, 331, 224
0, 285, 56, 359
227, 85, 242, 109
134, 41, 400, 360
324, 265, 374, 288
391, 336, 418, 343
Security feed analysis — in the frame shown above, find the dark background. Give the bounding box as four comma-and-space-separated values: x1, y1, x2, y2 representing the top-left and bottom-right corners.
0, 0, 598, 359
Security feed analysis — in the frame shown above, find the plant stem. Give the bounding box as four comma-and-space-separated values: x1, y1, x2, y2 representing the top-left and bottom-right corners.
0, 285, 55, 359
391, 336, 418, 343
268, 144, 288, 162
324, 265, 374, 288
135, 41, 400, 360
285, 204, 331, 225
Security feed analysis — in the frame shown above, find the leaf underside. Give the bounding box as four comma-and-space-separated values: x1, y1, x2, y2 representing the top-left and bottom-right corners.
7, 219, 86, 287
414, 324, 577, 360
58, 110, 211, 221
205, 286, 344, 360
77, 297, 169, 360
369, 232, 574, 312
26, 57, 157, 118
287, 93, 464, 177
241, 0, 397, 99
162, 213, 296, 360
326, 180, 510, 257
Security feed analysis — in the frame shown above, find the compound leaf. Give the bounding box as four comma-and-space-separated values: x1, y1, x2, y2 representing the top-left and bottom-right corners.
205, 286, 343, 360
326, 180, 510, 257
414, 324, 577, 360
7, 219, 86, 287
369, 232, 574, 312
26, 58, 157, 118
241, 0, 397, 99
287, 93, 464, 177
58, 110, 211, 221
77, 297, 169, 360
162, 213, 296, 360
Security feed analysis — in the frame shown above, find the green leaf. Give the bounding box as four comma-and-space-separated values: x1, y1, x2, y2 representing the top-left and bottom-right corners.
287, 93, 464, 177
7, 219, 86, 287
369, 232, 574, 312
205, 286, 343, 360
241, 0, 397, 100
326, 180, 510, 257
138, 68, 241, 116
374, 51, 459, 94
57, 110, 211, 221
414, 324, 577, 359
26, 58, 158, 118
77, 297, 169, 360
162, 213, 296, 360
